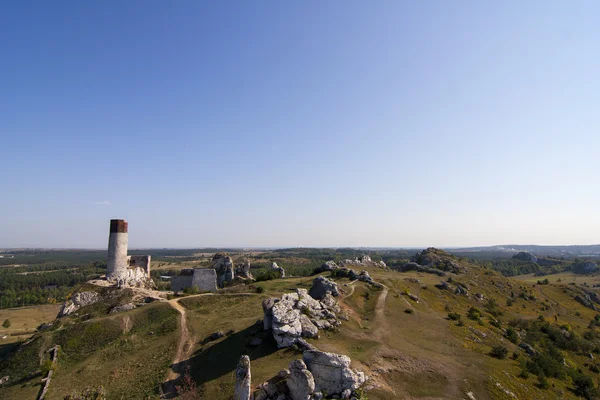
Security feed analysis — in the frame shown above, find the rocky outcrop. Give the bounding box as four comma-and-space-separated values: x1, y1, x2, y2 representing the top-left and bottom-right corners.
512, 252, 538, 263
212, 253, 235, 288
262, 298, 279, 330
269, 289, 340, 348
237, 260, 254, 280
320, 261, 339, 271
235, 355, 252, 400
308, 276, 340, 300
255, 351, 367, 400
411, 248, 461, 273
302, 350, 366, 396
271, 262, 285, 278
287, 359, 315, 400
391, 262, 446, 276
58, 291, 100, 317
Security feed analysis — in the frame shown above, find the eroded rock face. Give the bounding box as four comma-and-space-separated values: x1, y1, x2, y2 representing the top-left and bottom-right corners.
212, 253, 235, 288
287, 359, 315, 400
320, 261, 339, 271
109, 302, 135, 314
302, 350, 366, 396
271, 262, 285, 278
262, 298, 279, 330
237, 260, 254, 280
270, 289, 340, 348
309, 276, 340, 300
58, 291, 100, 317
235, 355, 252, 400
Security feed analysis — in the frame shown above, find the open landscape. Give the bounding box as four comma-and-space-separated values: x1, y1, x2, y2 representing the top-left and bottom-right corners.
2, 244, 600, 399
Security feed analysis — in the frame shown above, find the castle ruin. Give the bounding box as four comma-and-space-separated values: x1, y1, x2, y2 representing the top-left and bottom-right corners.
106, 219, 154, 287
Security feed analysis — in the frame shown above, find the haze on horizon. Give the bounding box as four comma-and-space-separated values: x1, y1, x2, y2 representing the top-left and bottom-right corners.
1, 2, 599, 249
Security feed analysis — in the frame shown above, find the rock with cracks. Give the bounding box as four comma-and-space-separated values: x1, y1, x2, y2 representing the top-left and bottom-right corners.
235, 355, 252, 400
302, 350, 366, 396
212, 253, 235, 288
287, 359, 315, 400
309, 276, 340, 300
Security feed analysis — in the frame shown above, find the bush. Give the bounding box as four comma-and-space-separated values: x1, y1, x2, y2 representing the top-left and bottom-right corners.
2, 319, 10, 328
447, 312, 461, 321
489, 345, 508, 359
404, 308, 414, 314
537, 373, 549, 389
467, 307, 481, 321
506, 298, 514, 307
506, 327, 519, 344
255, 286, 265, 294
573, 372, 599, 399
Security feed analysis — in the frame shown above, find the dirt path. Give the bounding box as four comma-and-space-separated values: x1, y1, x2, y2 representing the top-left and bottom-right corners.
373, 286, 389, 340
163, 297, 194, 397
162, 292, 257, 397
343, 280, 358, 298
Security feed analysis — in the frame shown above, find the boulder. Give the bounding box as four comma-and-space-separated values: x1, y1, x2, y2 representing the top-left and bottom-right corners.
299, 315, 319, 338
302, 350, 366, 395
58, 291, 100, 317
212, 253, 235, 288
360, 255, 372, 264
287, 359, 315, 400
309, 276, 340, 300
320, 261, 339, 271
235, 355, 252, 400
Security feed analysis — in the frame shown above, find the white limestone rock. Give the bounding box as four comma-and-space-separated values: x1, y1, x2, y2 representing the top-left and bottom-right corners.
309, 276, 340, 300
287, 359, 315, 400
235, 355, 252, 400
302, 350, 366, 395
58, 291, 100, 317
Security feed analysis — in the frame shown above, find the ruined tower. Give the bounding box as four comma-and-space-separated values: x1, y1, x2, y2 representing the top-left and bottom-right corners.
107, 219, 129, 281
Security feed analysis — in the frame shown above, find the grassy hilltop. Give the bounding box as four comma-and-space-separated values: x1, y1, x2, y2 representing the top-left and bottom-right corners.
2, 248, 600, 399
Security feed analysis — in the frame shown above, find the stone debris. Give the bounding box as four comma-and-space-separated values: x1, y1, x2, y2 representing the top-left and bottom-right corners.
235, 355, 252, 400
308, 276, 340, 300
212, 253, 235, 288
271, 262, 286, 278
58, 291, 100, 317
265, 289, 341, 348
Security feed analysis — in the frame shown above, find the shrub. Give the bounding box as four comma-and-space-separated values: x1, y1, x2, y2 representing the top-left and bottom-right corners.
2, 319, 10, 328
506, 298, 514, 307
573, 372, 599, 399
537, 373, 549, 389
447, 312, 461, 321
489, 345, 508, 359
467, 307, 481, 321
255, 286, 265, 294
404, 308, 414, 314
506, 327, 519, 344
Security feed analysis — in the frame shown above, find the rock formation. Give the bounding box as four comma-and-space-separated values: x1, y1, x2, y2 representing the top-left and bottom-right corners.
255, 351, 367, 399
411, 248, 461, 273
287, 359, 315, 400
308, 276, 340, 300
265, 289, 340, 348
512, 252, 538, 263
235, 355, 252, 400
271, 262, 285, 278
237, 260, 254, 280
303, 350, 366, 396
212, 253, 235, 288
58, 291, 99, 317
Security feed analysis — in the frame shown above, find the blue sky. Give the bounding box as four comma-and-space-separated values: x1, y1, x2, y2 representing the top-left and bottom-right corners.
1, 2, 599, 248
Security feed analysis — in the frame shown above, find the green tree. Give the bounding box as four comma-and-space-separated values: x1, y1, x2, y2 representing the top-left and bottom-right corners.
2, 319, 10, 328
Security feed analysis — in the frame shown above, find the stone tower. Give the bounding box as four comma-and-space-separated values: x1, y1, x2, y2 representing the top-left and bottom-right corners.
107, 219, 128, 281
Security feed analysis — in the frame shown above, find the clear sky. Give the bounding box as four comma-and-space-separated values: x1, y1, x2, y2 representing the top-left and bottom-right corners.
1, 2, 599, 248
